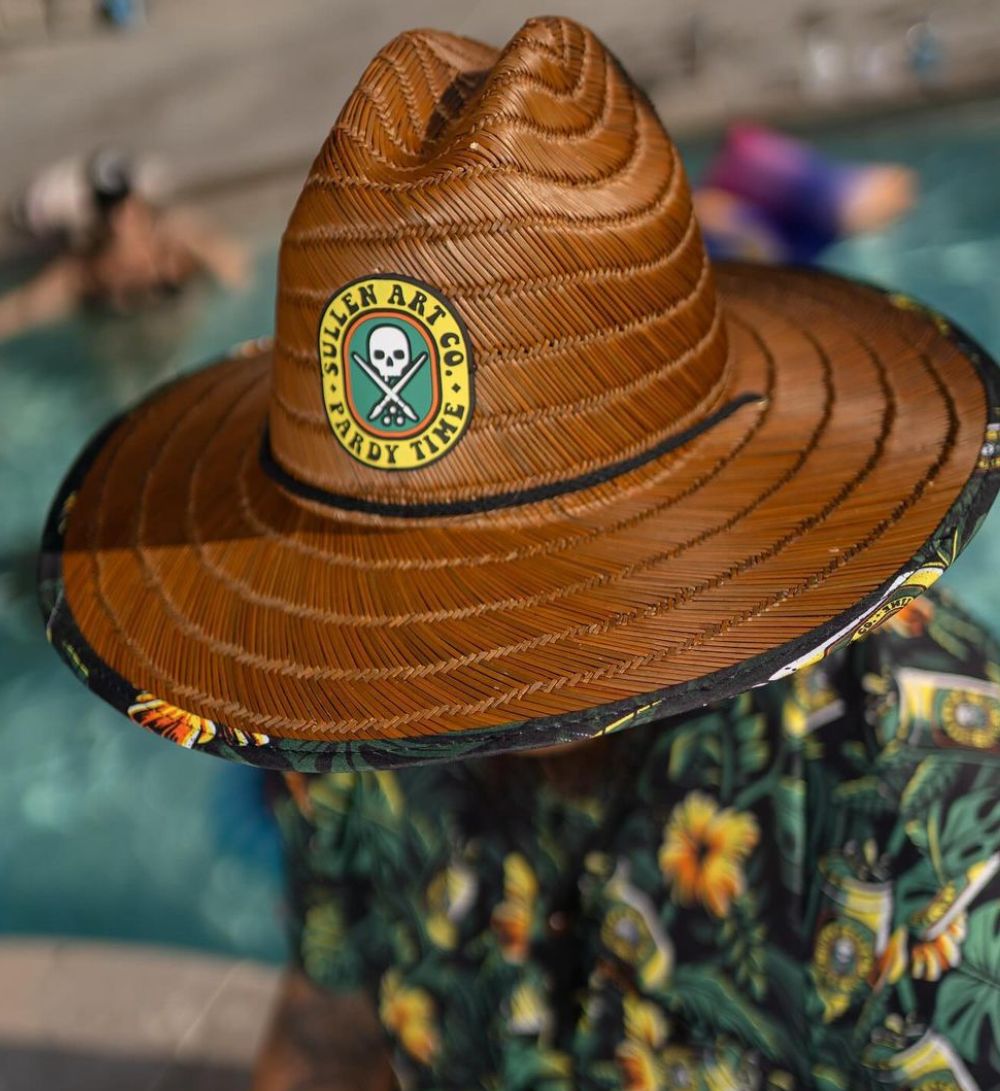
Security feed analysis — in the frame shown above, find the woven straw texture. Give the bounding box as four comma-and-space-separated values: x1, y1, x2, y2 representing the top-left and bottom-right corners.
271, 17, 727, 505
43, 17, 995, 761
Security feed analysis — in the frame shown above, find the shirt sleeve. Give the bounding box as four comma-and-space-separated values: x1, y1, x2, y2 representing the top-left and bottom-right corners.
274, 770, 396, 993
808, 587, 1000, 1083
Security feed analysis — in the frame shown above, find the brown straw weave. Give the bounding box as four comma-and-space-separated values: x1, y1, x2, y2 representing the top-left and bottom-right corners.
41, 17, 999, 768
272, 18, 726, 507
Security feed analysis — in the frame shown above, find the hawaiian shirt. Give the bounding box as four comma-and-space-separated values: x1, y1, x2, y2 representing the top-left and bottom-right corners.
274, 587, 1000, 1091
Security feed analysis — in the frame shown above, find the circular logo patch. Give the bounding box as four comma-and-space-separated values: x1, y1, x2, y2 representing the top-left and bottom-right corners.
317, 274, 474, 471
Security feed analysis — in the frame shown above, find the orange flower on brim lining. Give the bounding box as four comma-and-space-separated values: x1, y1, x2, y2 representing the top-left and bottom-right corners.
127, 693, 268, 748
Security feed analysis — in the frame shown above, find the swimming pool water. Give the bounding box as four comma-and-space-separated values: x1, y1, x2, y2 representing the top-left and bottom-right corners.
1, 98, 998, 962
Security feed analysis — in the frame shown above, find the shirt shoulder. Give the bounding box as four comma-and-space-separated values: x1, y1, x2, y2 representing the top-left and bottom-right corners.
861, 585, 1000, 680
846, 586, 1000, 756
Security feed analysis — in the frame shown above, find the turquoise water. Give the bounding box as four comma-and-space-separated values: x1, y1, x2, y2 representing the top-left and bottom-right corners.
0, 257, 289, 961
1, 99, 999, 962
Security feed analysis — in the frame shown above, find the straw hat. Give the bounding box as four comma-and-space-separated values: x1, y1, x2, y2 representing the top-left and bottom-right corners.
40, 17, 1000, 771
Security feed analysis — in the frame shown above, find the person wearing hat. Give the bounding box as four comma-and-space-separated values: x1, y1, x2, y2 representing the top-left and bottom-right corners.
39, 18, 1000, 1091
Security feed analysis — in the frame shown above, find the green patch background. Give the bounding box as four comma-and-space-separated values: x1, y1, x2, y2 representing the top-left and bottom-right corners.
346, 315, 435, 433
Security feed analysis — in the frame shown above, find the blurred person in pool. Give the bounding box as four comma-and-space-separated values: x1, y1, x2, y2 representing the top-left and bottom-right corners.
0, 149, 248, 340
695, 124, 916, 263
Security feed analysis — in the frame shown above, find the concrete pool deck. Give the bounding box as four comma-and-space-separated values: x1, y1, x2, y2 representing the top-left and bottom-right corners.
3, 0, 1000, 262
0, 940, 282, 1089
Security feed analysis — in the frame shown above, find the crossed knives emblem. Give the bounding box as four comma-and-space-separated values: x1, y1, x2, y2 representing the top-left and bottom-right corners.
351, 349, 429, 425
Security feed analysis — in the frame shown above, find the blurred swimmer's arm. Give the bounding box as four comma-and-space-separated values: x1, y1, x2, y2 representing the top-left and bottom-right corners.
159, 208, 249, 289
0, 257, 84, 339
252, 970, 397, 1091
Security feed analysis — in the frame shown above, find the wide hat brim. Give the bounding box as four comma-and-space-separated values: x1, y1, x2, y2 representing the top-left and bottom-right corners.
40, 264, 1000, 771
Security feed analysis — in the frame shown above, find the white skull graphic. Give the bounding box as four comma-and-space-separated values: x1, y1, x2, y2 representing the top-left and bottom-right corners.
367, 324, 411, 382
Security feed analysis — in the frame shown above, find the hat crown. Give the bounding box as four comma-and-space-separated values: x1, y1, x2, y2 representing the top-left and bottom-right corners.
270, 16, 728, 512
